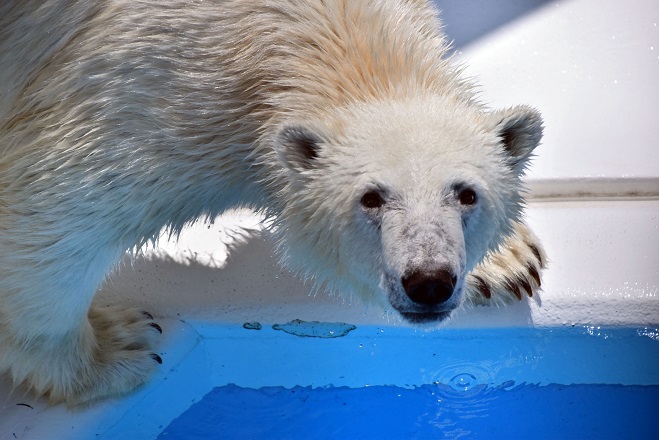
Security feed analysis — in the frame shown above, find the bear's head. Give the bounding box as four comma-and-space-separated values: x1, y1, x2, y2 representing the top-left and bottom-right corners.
273, 96, 542, 323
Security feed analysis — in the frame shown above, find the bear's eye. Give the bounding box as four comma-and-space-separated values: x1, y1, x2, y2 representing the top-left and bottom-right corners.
458, 187, 477, 206
361, 191, 385, 209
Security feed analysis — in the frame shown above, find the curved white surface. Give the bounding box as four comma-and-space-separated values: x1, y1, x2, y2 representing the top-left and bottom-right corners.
448, 0, 659, 182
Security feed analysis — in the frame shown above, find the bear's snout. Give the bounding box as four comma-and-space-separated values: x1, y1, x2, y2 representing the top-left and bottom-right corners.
401, 269, 457, 306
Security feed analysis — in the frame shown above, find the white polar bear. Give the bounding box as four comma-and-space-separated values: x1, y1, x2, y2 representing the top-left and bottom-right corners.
0, 0, 546, 405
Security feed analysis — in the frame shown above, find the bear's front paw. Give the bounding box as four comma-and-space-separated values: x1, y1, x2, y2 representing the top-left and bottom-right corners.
466, 222, 547, 306
14, 306, 164, 406
70, 306, 164, 404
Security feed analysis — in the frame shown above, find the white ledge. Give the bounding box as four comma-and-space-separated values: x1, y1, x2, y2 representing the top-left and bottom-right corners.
527, 177, 659, 201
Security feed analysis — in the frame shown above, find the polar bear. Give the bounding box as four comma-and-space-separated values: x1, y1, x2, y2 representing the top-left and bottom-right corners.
0, 0, 546, 405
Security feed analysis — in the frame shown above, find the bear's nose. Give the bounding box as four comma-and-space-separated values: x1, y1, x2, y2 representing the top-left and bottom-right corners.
402, 269, 457, 306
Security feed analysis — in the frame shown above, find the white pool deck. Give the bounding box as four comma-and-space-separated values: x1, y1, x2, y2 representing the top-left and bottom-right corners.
1, 0, 658, 439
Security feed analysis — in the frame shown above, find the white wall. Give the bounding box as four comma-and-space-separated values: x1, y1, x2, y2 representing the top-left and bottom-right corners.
436, 0, 659, 183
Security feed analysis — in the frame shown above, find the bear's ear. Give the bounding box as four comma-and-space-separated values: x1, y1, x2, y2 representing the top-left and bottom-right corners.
491, 105, 543, 175
275, 124, 325, 172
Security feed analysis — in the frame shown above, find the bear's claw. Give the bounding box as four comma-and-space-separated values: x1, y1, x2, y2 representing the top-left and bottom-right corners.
149, 322, 163, 334
471, 275, 492, 299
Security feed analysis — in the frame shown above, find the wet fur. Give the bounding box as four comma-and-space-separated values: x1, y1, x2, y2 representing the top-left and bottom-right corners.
0, 0, 545, 404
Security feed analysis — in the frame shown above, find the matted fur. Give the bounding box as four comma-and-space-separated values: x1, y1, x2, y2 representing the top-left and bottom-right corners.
0, 0, 545, 405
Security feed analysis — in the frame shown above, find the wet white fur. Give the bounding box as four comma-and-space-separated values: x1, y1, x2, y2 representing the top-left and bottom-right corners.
0, 0, 544, 404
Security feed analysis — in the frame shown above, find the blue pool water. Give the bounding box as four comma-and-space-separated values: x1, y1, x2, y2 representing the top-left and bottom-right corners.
150, 325, 658, 440
158, 382, 656, 439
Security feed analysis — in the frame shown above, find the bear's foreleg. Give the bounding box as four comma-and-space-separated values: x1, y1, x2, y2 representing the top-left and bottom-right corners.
465, 221, 547, 305
0, 222, 164, 405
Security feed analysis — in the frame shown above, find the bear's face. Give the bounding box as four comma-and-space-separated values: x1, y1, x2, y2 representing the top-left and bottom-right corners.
274, 96, 542, 323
